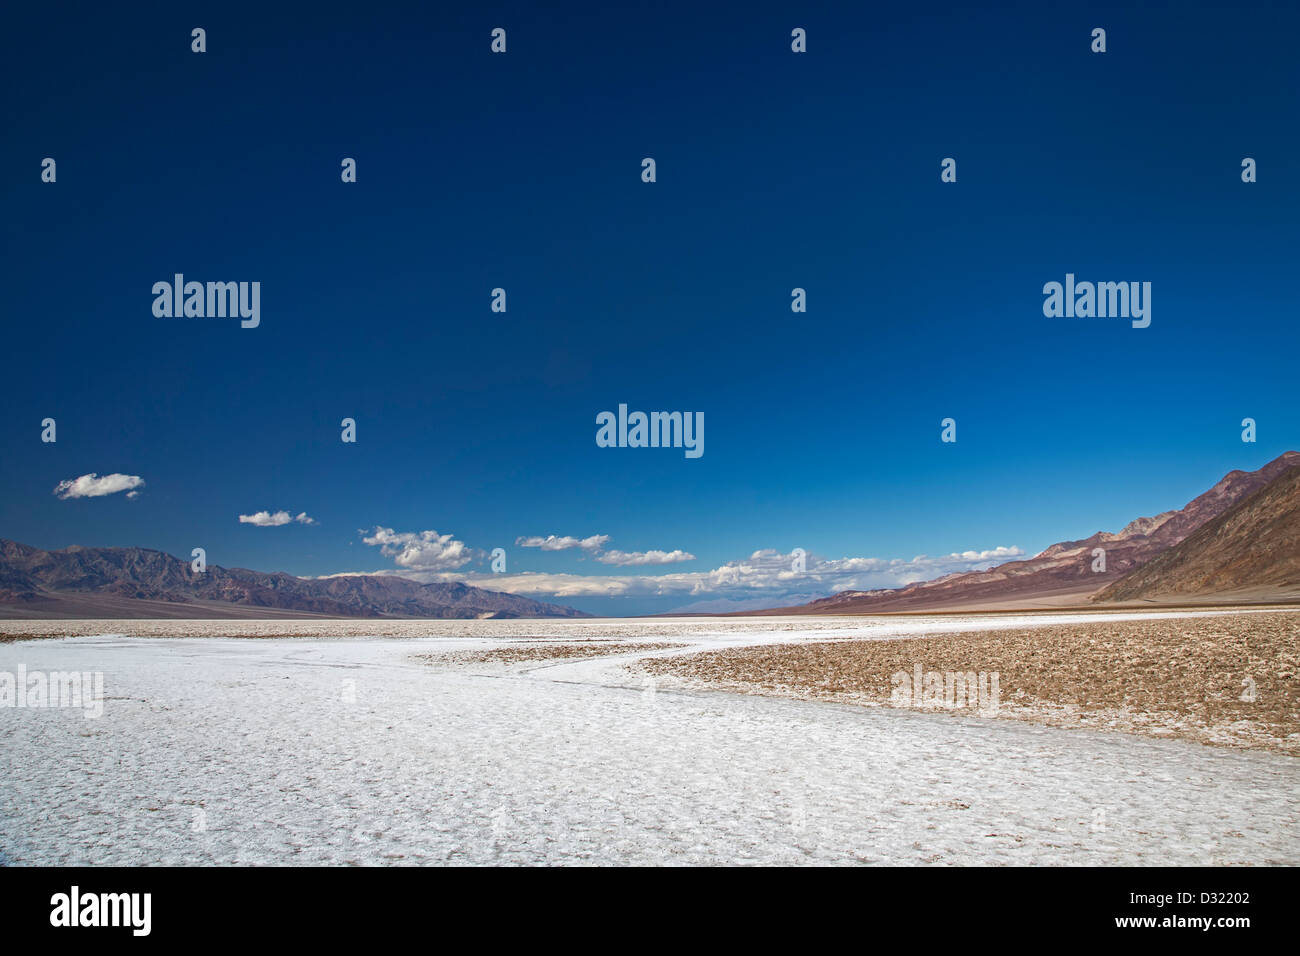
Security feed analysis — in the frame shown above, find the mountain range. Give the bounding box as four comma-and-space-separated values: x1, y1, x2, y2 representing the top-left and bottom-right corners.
753, 451, 1300, 615
1095, 455, 1300, 604
0, 539, 588, 619
3, 452, 1297, 620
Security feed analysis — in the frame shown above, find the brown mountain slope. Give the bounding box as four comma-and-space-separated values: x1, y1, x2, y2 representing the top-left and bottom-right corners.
750, 451, 1300, 615
0, 539, 589, 620
1095, 461, 1300, 604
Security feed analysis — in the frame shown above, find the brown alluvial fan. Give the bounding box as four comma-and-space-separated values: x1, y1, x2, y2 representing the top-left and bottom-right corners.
0, 539, 589, 620
1095, 458, 1300, 603
753, 451, 1300, 614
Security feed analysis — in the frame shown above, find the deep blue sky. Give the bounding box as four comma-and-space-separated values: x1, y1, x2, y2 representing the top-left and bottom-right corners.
3, 2, 1296, 614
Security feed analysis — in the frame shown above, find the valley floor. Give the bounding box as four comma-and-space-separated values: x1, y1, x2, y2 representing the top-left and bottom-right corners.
0, 609, 1296, 865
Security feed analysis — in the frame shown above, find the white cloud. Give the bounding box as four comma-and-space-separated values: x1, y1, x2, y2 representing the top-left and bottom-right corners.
239, 510, 316, 527
597, 549, 696, 566
362, 526, 472, 571
512, 535, 693, 566
453, 571, 641, 598
372, 545, 1025, 602
515, 534, 610, 552
53, 473, 145, 500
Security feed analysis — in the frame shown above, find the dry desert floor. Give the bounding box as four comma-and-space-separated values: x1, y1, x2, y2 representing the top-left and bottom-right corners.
1, 608, 1296, 865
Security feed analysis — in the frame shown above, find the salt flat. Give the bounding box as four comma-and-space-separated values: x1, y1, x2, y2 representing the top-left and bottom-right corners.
1, 611, 1296, 865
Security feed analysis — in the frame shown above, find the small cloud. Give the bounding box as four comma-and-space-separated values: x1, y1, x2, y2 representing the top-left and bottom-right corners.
239, 510, 316, 527
53, 473, 145, 500
515, 534, 610, 553
363, 526, 472, 570
597, 549, 696, 566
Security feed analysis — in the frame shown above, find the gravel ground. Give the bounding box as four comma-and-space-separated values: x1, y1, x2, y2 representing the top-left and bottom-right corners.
640, 610, 1300, 752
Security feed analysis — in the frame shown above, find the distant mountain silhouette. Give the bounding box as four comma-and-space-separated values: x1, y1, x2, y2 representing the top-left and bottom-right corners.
751, 452, 1300, 615
0, 539, 589, 619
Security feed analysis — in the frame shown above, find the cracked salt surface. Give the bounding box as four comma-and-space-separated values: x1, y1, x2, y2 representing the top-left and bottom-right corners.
1, 612, 1297, 865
